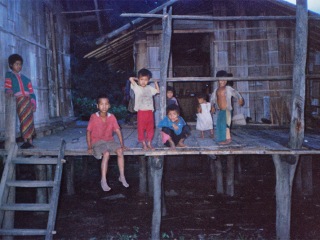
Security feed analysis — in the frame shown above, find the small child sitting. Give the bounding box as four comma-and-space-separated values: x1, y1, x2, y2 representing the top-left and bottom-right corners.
158, 105, 190, 149
166, 86, 179, 107
196, 93, 214, 138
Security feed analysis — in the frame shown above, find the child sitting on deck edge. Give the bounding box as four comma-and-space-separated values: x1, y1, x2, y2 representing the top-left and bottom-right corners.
86, 94, 129, 192
158, 104, 190, 149
129, 68, 159, 150
210, 70, 244, 145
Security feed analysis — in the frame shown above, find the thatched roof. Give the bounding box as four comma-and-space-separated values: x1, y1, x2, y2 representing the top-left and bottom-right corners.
83, 0, 320, 69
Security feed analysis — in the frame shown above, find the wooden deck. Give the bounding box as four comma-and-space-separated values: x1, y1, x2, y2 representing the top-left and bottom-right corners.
3, 123, 319, 157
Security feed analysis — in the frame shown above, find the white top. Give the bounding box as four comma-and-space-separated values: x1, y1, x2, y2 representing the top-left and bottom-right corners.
131, 82, 158, 111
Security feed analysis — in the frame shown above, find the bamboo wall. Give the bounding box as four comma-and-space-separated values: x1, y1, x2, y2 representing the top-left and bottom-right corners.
0, 0, 73, 139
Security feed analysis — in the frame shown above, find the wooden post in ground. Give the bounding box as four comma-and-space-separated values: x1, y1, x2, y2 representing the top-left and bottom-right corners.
208, 155, 216, 181
151, 156, 164, 240
35, 165, 48, 204
139, 156, 147, 195
295, 156, 313, 196
215, 157, 224, 194
150, 5, 172, 240
5, 95, 16, 150
65, 157, 75, 195
226, 155, 235, 197
274, 1, 308, 239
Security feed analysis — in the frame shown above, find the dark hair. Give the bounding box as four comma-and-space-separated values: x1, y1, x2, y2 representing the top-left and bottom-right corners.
216, 70, 228, 78
8, 54, 23, 69
137, 68, 152, 79
166, 86, 174, 94
166, 104, 180, 115
96, 94, 109, 104
197, 93, 207, 100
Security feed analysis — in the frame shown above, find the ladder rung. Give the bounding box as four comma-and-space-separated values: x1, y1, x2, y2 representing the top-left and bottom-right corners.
0, 228, 47, 236
0, 203, 50, 211
6, 180, 55, 188
12, 157, 58, 164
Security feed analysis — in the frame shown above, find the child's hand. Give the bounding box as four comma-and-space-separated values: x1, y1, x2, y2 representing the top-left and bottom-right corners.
238, 98, 244, 106
122, 145, 129, 151
87, 148, 93, 154
172, 123, 179, 131
129, 77, 137, 82
211, 107, 215, 114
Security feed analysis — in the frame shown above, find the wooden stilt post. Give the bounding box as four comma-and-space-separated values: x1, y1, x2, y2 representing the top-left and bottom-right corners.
139, 156, 147, 195
150, 5, 172, 239
65, 157, 75, 195
273, 155, 298, 240
5, 95, 16, 150
215, 157, 224, 194
273, 1, 308, 239
226, 155, 235, 197
151, 156, 164, 240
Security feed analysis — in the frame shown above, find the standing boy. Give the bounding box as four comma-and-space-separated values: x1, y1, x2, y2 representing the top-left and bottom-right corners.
5, 54, 36, 149
87, 94, 129, 191
129, 68, 159, 150
210, 70, 244, 144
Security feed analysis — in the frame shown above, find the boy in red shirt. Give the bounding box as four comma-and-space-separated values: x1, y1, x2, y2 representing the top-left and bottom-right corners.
87, 94, 129, 191
129, 68, 159, 150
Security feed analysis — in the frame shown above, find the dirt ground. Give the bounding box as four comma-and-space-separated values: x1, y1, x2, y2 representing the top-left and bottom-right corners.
14, 154, 320, 240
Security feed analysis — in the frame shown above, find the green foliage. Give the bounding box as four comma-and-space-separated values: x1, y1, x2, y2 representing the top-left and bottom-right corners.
73, 97, 127, 121
109, 105, 128, 121
116, 226, 139, 240
73, 97, 97, 119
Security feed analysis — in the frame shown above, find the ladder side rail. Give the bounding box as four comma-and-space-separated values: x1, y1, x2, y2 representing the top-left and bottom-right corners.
0, 144, 18, 227
45, 140, 66, 240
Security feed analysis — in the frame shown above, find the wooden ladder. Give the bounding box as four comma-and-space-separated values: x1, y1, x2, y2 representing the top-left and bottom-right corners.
0, 140, 66, 240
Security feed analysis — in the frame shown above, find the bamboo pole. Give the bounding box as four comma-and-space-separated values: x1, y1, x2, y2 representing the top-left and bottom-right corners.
5, 95, 16, 150
121, 13, 320, 21
95, 0, 178, 44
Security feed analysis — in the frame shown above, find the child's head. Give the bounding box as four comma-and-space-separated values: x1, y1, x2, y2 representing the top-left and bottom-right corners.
216, 70, 228, 87
96, 94, 110, 113
166, 86, 175, 99
137, 68, 152, 87
197, 93, 207, 104
8, 54, 23, 73
166, 104, 180, 122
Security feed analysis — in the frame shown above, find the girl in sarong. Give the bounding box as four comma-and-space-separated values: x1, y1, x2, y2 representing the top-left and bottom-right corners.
5, 54, 36, 149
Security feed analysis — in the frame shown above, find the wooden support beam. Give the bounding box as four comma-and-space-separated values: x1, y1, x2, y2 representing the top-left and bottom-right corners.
95, 0, 178, 44
162, 75, 320, 82
121, 13, 320, 21
5, 96, 16, 150
274, 1, 308, 239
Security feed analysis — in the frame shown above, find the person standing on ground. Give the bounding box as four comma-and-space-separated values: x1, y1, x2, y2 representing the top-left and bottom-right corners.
5, 54, 36, 149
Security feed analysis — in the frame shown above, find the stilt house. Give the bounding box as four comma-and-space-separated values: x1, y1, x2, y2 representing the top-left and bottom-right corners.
85, 0, 320, 125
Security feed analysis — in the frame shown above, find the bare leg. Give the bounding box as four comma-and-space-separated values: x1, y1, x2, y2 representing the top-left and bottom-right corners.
167, 138, 176, 150
101, 151, 111, 191
116, 148, 129, 188
177, 138, 186, 147
147, 141, 154, 150
210, 129, 214, 138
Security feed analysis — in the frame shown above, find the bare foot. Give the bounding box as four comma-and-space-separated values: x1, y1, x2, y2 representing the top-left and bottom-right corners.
119, 176, 129, 188
141, 141, 148, 150
218, 138, 232, 145
101, 180, 111, 191
147, 142, 155, 150
177, 140, 186, 147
